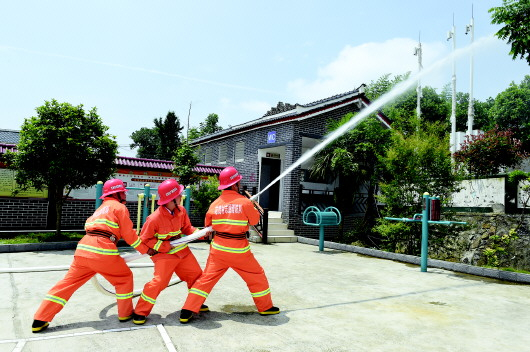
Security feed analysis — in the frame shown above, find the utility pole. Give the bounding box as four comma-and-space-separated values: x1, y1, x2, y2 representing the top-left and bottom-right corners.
413, 32, 423, 123
447, 15, 457, 154
186, 101, 192, 140
465, 6, 475, 136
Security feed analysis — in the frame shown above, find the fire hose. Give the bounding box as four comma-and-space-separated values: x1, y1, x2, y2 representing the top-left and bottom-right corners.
0, 226, 212, 298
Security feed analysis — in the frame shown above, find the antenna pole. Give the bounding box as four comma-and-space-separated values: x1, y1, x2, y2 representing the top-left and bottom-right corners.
466, 7, 475, 136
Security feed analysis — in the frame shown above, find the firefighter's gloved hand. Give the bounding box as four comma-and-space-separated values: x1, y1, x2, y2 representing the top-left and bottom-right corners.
147, 248, 158, 256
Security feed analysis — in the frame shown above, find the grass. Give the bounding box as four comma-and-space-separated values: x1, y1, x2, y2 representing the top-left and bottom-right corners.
0, 232, 84, 244
483, 265, 530, 275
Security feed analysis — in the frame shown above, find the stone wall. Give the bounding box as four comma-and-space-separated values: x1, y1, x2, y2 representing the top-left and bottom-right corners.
430, 213, 530, 271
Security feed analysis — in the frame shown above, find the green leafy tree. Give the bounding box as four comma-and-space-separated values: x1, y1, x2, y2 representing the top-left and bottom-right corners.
453, 127, 528, 177
310, 114, 392, 243
130, 127, 158, 159
188, 113, 223, 140
130, 111, 184, 160
155, 111, 183, 160
490, 0, 530, 65
173, 141, 201, 186
6, 99, 117, 234
190, 176, 221, 219
375, 125, 461, 254
486, 75, 530, 151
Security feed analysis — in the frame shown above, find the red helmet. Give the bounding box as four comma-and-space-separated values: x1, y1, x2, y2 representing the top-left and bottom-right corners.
218, 166, 242, 190
157, 179, 184, 205
100, 179, 127, 199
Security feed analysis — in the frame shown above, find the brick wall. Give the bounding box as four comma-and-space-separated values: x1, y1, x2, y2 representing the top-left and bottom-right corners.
192, 102, 365, 238
0, 198, 143, 230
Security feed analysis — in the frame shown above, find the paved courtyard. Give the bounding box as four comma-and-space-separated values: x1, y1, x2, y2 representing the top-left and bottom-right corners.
1, 241, 529, 352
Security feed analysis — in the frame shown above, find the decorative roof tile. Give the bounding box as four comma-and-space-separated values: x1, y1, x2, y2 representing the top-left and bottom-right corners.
0, 144, 223, 175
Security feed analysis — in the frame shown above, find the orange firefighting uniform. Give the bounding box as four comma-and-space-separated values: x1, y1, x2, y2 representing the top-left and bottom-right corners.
33, 197, 149, 322
182, 190, 274, 313
134, 204, 203, 316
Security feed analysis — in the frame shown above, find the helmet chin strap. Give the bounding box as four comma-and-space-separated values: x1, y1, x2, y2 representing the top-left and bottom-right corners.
112, 192, 126, 204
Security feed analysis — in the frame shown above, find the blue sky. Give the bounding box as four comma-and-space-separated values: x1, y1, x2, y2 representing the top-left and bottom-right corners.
1, 0, 528, 157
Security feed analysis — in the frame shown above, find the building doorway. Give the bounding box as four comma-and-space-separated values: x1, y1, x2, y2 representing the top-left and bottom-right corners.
259, 157, 281, 211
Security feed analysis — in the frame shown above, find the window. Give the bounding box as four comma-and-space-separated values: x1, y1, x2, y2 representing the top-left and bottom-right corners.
219, 144, 227, 164
204, 148, 212, 165
235, 141, 245, 162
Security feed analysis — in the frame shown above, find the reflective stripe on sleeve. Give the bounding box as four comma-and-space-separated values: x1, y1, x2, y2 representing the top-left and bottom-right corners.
116, 292, 134, 300
251, 288, 271, 298
130, 238, 142, 248
211, 241, 250, 254
76, 244, 120, 255
188, 288, 209, 299
44, 294, 67, 306
153, 240, 163, 251
168, 243, 188, 254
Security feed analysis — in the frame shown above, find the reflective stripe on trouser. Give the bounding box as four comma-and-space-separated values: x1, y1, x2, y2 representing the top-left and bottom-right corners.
134, 254, 202, 316
182, 248, 273, 313
34, 255, 134, 322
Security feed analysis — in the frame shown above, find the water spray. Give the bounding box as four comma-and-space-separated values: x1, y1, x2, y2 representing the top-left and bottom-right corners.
251, 35, 497, 202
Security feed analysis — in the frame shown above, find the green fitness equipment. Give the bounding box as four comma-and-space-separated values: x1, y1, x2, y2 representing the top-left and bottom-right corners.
95, 182, 158, 231
384, 192, 466, 272
303, 206, 342, 251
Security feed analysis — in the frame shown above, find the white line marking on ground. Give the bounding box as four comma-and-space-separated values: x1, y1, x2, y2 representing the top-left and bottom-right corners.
157, 324, 177, 352
0, 325, 156, 345
11, 340, 25, 352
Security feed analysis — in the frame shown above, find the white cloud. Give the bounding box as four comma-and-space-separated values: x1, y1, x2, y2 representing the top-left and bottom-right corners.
239, 100, 272, 116
288, 38, 448, 103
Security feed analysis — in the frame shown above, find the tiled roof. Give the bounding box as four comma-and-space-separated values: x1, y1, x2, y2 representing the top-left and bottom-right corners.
0, 143, 17, 154
0, 129, 20, 144
190, 86, 370, 144
0, 144, 223, 174
116, 156, 174, 170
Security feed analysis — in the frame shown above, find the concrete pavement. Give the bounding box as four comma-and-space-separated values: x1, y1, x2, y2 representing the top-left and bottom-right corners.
1, 241, 529, 352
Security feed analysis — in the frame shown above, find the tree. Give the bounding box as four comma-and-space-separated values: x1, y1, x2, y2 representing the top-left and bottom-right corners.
490, 0, 530, 65
486, 75, 530, 151
453, 127, 527, 177
310, 114, 392, 243
190, 176, 221, 219
130, 127, 158, 159
130, 111, 184, 160
188, 113, 223, 140
375, 125, 462, 254
6, 99, 117, 234
155, 111, 183, 160
173, 141, 201, 186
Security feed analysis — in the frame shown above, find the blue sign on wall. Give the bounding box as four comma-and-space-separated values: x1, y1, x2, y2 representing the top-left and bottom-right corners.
267, 131, 276, 144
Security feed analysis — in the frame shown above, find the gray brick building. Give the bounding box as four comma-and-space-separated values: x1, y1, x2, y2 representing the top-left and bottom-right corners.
190, 86, 390, 238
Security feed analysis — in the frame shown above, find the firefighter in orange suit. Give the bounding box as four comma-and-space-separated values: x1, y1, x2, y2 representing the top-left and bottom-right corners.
31, 178, 151, 333
179, 166, 279, 323
132, 179, 208, 324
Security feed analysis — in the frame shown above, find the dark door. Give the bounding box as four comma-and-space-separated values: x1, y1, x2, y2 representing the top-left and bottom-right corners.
259, 158, 281, 211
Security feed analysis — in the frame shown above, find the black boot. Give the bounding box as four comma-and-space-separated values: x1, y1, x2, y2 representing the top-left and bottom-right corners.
179, 309, 193, 324
32, 320, 49, 333
259, 306, 280, 315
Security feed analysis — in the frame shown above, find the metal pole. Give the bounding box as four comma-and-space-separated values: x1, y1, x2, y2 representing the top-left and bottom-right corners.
319, 225, 325, 252
421, 193, 431, 272
262, 208, 269, 245
184, 186, 191, 213
448, 17, 457, 155
466, 10, 475, 136
95, 181, 103, 209
142, 184, 151, 226
414, 33, 422, 122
